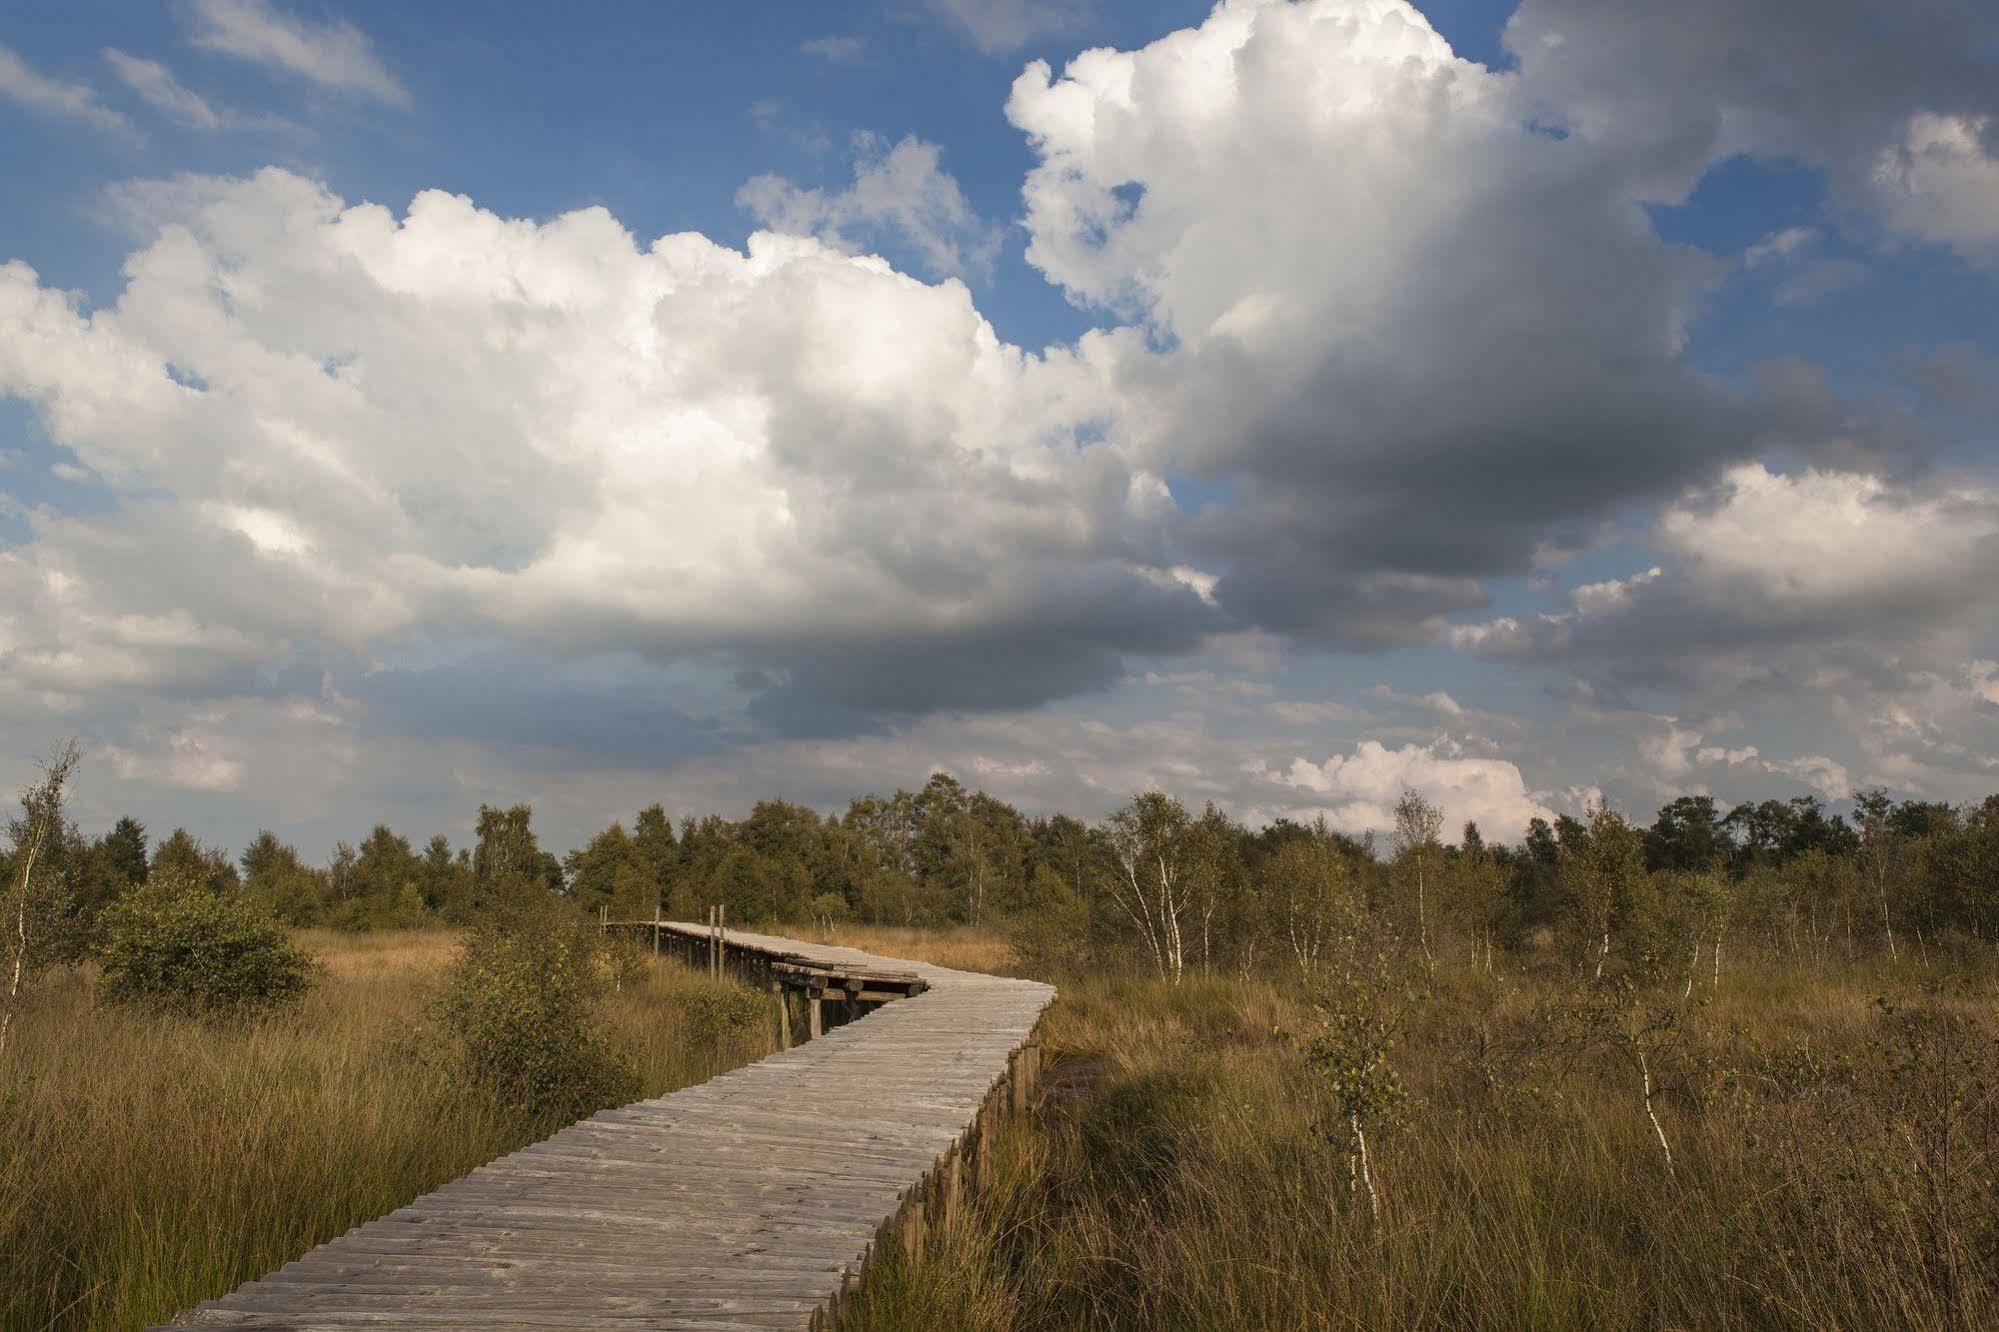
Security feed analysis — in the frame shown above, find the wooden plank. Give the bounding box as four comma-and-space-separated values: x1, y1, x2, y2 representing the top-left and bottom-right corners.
165, 925, 1053, 1331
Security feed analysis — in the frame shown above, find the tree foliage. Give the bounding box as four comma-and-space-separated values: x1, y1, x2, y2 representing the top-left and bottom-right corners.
97, 870, 317, 1012
435, 905, 637, 1123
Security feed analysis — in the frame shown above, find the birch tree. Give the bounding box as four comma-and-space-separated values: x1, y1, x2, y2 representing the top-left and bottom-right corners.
1856, 790, 1900, 959
1267, 828, 1361, 976
1450, 821, 1508, 974
1392, 790, 1444, 974
1560, 801, 1645, 979
1096, 792, 1197, 984
1, 740, 81, 1071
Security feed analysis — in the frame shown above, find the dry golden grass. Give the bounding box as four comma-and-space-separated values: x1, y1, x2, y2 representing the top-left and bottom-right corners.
0, 928, 776, 1332
850, 948, 1999, 1331
801, 921, 1019, 974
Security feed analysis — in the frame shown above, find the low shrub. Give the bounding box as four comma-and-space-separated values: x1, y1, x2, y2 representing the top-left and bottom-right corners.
679, 984, 772, 1045
96, 872, 318, 1012
436, 907, 638, 1124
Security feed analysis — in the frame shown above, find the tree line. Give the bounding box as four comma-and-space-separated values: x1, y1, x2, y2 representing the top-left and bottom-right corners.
9, 766, 1999, 984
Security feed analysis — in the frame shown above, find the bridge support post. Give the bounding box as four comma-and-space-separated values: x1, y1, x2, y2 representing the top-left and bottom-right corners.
774, 982, 792, 1049
973, 1096, 993, 1188
809, 991, 824, 1040
938, 1150, 962, 1230
899, 1188, 927, 1259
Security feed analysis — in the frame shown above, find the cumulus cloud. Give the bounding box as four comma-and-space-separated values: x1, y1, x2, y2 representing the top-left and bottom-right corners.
1276, 738, 1556, 840
189, 0, 408, 107
0, 169, 1213, 732
1457, 463, 1999, 675
1766, 754, 1852, 802
738, 133, 1002, 281
1658, 464, 1999, 610
1506, 0, 1999, 259
1868, 114, 1999, 270
1630, 713, 1852, 802
1003, 0, 1807, 647
0, 43, 132, 135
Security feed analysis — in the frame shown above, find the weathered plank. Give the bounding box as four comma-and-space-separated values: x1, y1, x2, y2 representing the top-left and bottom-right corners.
165, 924, 1052, 1331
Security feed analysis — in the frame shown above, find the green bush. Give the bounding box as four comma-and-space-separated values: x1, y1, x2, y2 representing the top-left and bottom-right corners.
679, 985, 772, 1046
436, 908, 638, 1124
97, 872, 318, 1012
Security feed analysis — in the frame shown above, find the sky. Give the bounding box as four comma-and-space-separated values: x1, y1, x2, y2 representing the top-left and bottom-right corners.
2, 0, 1997, 858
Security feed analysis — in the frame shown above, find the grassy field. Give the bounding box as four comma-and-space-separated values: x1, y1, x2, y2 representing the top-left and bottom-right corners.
0, 928, 777, 1332
847, 948, 1999, 1331
9, 918, 1994, 1331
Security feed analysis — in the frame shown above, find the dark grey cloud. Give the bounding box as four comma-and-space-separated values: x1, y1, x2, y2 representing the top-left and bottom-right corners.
1505, 0, 1999, 204
741, 563, 1221, 734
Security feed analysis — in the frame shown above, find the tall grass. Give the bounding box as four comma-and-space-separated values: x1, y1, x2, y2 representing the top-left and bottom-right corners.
850, 950, 1999, 1330
804, 921, 1019, 975
0, 928, 776, 1331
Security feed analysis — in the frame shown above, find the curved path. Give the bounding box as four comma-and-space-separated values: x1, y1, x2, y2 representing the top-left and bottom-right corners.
168, 925, 1054, 1330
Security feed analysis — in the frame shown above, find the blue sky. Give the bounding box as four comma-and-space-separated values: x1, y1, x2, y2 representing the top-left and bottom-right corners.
2, 0, 1997, 856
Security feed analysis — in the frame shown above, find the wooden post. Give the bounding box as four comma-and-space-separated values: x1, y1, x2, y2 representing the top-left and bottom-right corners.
652, 903, 661, 958
973, 1097, 993, 1188
599, 902, 607, 930
938, 1150, 962, 1230
1009, 1042, 1041, 1116
900, 1190, 927, 1259
808, 991, 824, 1040
774, 982, 792, 1050
718, 903, 727, 979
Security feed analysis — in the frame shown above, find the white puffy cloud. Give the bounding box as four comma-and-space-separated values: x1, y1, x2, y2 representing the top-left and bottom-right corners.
1277, 738, 1555, 839
1765, 754, 1851, 802
1632, 713, 1851, 802
1452, 460, 1999, 806
1641, 719, 1705, 780
188, 0, 408, 107
1456, 464, 1999, 674
1003, 0, 1781, 645
0, 168, 1211, 728
0, 43, 131, 135
738, 133, 1001, 281
1868, 114, 1999, 270
1659, 464, 1999, 609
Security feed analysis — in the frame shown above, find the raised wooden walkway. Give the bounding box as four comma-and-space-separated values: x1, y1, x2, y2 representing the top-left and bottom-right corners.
167, 924, 1055, 1330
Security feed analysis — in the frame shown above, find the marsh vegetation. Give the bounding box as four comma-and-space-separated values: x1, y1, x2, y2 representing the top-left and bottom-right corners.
5, 751, 1997, 1330
0, 929, 776, 1330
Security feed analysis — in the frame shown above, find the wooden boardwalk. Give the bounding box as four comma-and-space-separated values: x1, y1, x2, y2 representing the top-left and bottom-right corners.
167, 924, 1055, 1330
